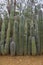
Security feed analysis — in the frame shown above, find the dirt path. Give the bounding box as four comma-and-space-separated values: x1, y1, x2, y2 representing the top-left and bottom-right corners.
0, 55, 43, 65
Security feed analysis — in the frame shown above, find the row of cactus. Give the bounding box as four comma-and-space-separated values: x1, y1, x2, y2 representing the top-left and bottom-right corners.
0, 13, 43, 56
0, 3, 43, 56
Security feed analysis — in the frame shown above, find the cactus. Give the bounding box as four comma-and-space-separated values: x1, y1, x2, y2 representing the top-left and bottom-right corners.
9, 7, 14, 37
1, 21, 5, 44
4, 21, 11, 54
10, 41, 16, 56
0, 44, 1, 55
28, 36, 31, 55
0, 15, 2, 54
0, 15, 2, 31
0, 14, 9, 55
24, 34, 27, 55
32, 37, 36, 55
33, 14, 40, 55
38, 20, 43, 54
38, 11, 43, 54
4, 5, 14, 55
4, 13, 9, 31
19, 14, 25, 55
13, 20, 19, 55
1, 44, 5, 55
27, 19, 31, 55
1, 20, 6, 55
0, 32, 1, 54
23, 19, 28, 55
34, 21, 40, 55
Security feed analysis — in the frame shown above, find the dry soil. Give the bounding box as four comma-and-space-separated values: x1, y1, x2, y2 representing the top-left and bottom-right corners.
0, 55, 43, 65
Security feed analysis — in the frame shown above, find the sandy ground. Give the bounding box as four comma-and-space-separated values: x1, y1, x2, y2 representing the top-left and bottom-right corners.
0, 55, 43, 65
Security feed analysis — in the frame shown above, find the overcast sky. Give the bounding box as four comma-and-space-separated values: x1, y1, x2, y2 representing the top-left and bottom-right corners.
0, 0, 43, 6
0, 0, 43, 3
0, 0, 43, 14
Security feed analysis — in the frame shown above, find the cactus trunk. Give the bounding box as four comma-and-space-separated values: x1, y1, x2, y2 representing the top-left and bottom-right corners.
32, 37, 36, 55
4, 21, 11, 54
19, 15, 25, 55
13, 20, 19, 55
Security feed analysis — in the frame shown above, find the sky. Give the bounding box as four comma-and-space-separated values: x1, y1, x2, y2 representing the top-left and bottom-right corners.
0, 0, 43, 15
0, 0, 43, 4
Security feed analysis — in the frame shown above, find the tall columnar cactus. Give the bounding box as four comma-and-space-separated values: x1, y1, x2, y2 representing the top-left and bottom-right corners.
4, 13, 9, 31
27, 19, 31, 55
4, 21, 11, 54
0, 44, 1, 55
1, 21, 5, 44
0, 16, 2, 54
28, 36, 31, 55
4, 4, 14, 55
10, 41, 16, 56
32, 37, 36, 55
38, 10, 43, 54
34, 17, 40, 55
19, 14, 25, 55
9, 7, 14, 37
1, 21, 6, 55
30, 19, 37, 55
0, 15, 2, 31
29, 20, 33, 55
13, 20, 19, 55
23, 19, 28, 55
